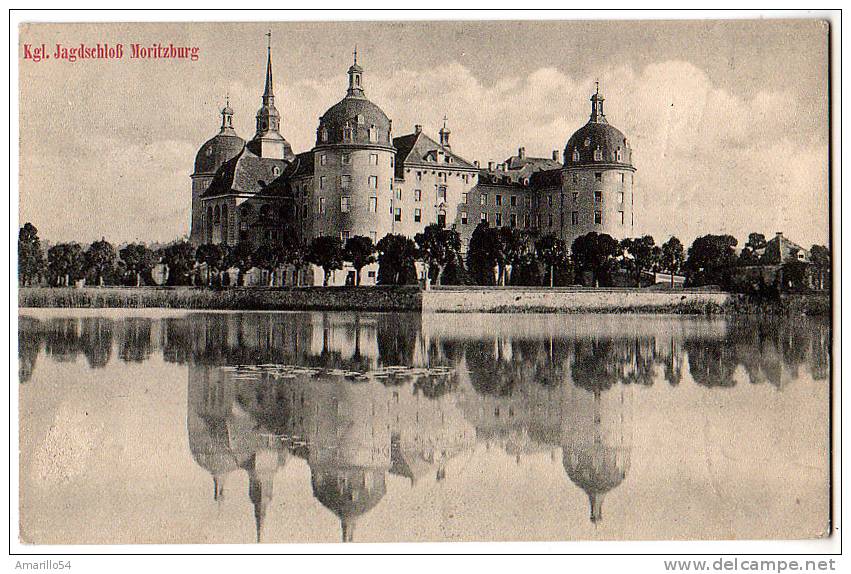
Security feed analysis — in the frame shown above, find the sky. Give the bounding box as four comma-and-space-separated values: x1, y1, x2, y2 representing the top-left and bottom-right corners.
18, 19, 830, 247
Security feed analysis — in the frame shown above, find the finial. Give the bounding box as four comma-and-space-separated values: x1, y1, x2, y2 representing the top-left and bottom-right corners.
266, 29, 272, 50
442, 115, 448, 130
353, 45, 358, 65
595, 79, 599, 94
225, 92, 229, 107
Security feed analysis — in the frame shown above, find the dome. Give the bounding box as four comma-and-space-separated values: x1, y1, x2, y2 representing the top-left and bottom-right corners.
194, 132, 245, 176
315, 56, 393, 148
316, 96, 392, 147
564, 89, 633, 168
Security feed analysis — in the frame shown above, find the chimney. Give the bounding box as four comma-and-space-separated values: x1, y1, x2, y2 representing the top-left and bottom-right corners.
474, 160, 480, 168
488, 161, 495, 171
414, 124, 422, 134
553, 150, 559, 161
518, 147, 526, 159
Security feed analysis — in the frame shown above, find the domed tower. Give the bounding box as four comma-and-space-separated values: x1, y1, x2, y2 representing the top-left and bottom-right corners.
190, 99, 245, 244
246, 32, 295, 162
311, 49, 396, 244
562, 83, 635, 246
561, 381, 633, 525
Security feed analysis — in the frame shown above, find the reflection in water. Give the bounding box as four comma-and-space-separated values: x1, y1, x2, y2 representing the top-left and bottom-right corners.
18, 311, 831, 543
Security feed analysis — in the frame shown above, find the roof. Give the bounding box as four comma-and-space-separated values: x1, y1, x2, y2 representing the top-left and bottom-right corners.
761, 233, 811, 264
393, 130, 477, 179
565, 121, 633, 168
194, 132, 245, 176
200, 147, 292, 199
317, 95, 393, 147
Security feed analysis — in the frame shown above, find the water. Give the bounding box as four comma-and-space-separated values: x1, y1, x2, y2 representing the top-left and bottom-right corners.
18, 309, 831, 544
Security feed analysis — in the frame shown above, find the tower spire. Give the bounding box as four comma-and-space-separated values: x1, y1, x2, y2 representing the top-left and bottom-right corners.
439, 115, 451, 149
589, 80, 606, 124
220, 95, 235, 134
347, 47, 365, 97
263, 30, 274, 102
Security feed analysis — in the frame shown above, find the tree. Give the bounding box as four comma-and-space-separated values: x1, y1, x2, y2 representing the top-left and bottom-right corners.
414, 224, 460, 288
18, 223, 44, 286
571, 232, 620, 287
683, 234, 739, 288
308, 236, 344, 286
498, 227, 531, 286
119, 243, 158, 286
660, 236, 685, 287
738, 232, 767, 265
465, 224, 525, 286
466, 222, 498, 285
620, 235, 656, 286
227, 241, 256, 286
376, 233, 419, 285
84, 238, 117, 286
253, 241, 284, 286
343, 235, 377, 286
195, 243, 228, 286
281, 237, 309, 287
535, 234, 571, 287
160, 241, 196, 286
47, 243, 85, 286
810, 244, 831, 290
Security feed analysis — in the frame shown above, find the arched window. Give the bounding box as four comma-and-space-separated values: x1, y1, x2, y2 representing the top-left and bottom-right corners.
368, 124, 377, 143
594, 147, 603, 161
572, 149, 580, 162
272, 166, 280, 176
356, 114, 364, 124
214, 205, 221, 224
343, 122, 353, 141
320, 128, 328, 142
221, 205, 229, 240
616, 147, 623, 162
206, 206, 214, 242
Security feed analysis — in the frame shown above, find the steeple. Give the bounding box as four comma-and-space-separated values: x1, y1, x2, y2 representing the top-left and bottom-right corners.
589, 80, 607, 124
347, 46, 365, 98
247, 31, 294, 161
219, 95, 236, 135
439, 115, 451, 149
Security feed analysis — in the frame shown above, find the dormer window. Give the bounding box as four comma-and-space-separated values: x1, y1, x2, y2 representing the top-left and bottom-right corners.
272, 166, 280, 176
320, 128, 328, 143
343, 123, 353, 141
368, 124, 377, 143
594, 147, 603, 161
584, 137, 591, 147
205, 147, 212, 157
572, 149, 580, 162
616, 147, 623, 162
356, 114, 364, 124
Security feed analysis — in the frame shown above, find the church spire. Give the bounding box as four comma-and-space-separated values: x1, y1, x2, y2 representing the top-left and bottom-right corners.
589, 80, 607, 124
347, 46, 365, 97
263, 30, 274, 104
248, 31, 294, 160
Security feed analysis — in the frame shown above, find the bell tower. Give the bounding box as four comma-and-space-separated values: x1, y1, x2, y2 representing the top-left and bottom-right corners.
247, 31, 294, 161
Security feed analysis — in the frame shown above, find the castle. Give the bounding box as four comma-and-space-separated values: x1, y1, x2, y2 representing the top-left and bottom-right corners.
191, 39, 636, 285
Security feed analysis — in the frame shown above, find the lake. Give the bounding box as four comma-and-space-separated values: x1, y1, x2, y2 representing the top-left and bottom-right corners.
17, 309, 831, 544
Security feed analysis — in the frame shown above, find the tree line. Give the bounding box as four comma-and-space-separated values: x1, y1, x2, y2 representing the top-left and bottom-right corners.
18, 221, 830, 290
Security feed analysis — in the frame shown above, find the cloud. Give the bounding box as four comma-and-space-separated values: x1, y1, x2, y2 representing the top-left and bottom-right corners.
19, 59, 828, 248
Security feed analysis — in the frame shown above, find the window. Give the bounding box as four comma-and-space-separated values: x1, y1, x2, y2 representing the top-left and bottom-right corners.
414, 208, 422, 222
462, 174, 468, 184
438, 172, 447, 183
320, 128, 328, 142
461, 211, 468, 224
272, 166, 280, 176
594, 147, 603, 161
369, 153, 379, 166
572, 149, 580, 162
462, 193, 468, 204
368, 176, 378, 189
369, 196, 378, 213
481, 212, 488, 223
573, 191, 579, 203
340, 196, 350, 213
369, 231, 377, 243
319, 176, 327, 190
524, 196, 531, 208
496, 194, 502, 206
510, 195, 517, 207
342, 153, 351, 165
572, 173, 579, 184
320, 154, 328, 166
318, 197, 326, 214
437, 211, 446, 227
438, 186, 447, 202
594, 190, 602, 203
416, 171, 422, 181
394, 208, 402, 222
395, 188, 402, 200
510, 213, 517, 227
620, 172, 625, 184
480, 193, 488, 206
302, 204, 308, 218
524, 214, 530, 228
341, 175, 351, 190
619, 210, 625, 225
617, 191, 624, 204
495, 213, 503, 226
595, 211, 602, 224
571, 211, 579, 225
595, 172, 602, 183
616, 148, 623, 162
414, 189, 422, 202
548, 195, 553, 207
368, 125, 377, 142
535, 214, 541, 227
343, 124, 353, 141
548, 214, 553, 228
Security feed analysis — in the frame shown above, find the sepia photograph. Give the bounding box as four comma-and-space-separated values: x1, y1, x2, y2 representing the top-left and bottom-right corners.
11, 10, 839, 561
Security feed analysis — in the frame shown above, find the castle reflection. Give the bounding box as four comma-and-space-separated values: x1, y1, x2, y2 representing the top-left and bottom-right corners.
18, 311, 831, 541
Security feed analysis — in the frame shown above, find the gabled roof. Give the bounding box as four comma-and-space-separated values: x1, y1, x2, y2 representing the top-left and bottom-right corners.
760, 233, 810, 264
393, 131, 477, 179
200, 147, 292, 199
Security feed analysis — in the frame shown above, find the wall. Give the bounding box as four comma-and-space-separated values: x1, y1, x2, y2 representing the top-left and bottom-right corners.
562, 166, 635, 246
422, 287, 731, 313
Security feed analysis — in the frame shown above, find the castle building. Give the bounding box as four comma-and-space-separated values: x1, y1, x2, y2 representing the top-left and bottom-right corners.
191, 41, 636, 285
